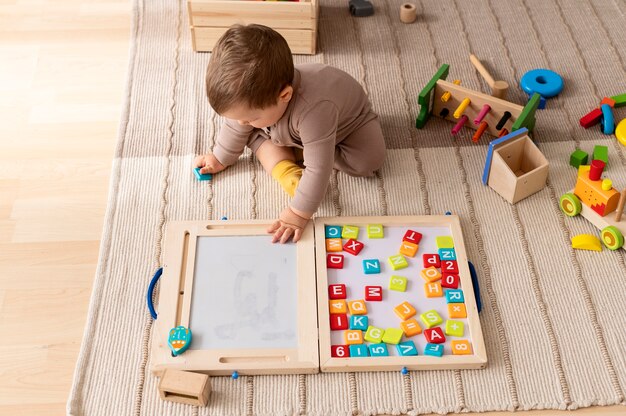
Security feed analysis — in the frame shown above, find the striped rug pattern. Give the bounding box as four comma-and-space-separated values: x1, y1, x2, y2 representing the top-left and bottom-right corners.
68, 0, 626, 414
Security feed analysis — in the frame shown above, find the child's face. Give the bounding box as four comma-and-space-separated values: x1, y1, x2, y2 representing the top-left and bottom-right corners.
222, 86, 293, 129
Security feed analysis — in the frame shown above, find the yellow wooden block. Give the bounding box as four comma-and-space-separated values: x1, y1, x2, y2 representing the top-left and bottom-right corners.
394, 301, 416, 320
421, 266, 441, 282
325, 238, 343, 252
348, 299, 368, 315
448, 303, 467, 319
571, 234, 602, 252
400, 318, 422, 337
399, 241, 419, 257
424, 282, 443, 297
451, 340, 473, 355
329, 299, 347, 314
344, 330, 363, 345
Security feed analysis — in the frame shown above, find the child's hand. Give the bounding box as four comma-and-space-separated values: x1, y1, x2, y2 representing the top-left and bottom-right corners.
267, 206, 310, 244
194, 153, 226, 175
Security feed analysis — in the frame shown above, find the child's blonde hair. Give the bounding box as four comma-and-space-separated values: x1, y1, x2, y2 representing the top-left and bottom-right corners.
206, 24, 294, 113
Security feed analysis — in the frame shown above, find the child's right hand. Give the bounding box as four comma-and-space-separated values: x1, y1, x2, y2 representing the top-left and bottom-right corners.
194, 153, 226, 175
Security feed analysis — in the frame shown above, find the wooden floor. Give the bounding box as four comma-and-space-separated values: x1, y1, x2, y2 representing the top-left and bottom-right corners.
0, 1, 622, 415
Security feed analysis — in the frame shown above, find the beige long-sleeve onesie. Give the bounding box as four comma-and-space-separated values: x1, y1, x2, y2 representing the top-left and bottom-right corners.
212, 63, 385, 214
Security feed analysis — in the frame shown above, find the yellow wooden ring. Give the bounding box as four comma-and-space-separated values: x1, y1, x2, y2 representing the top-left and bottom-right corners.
616, 118, 626, 146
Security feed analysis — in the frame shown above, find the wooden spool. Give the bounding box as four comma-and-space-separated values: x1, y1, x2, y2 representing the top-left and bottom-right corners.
400, 3, 417, 23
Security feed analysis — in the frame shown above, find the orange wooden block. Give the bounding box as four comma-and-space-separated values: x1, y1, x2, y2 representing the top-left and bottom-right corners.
451, 340, 473, 355
399, 241, 419, 257
421, 266, 441, 283
400, 318, 422, 337
448, 303, 467, 318
329, 299, 347, 314
344, 330, 363, 345
326, 238, 343, 252
394, 301, 417, 320
348, 299, 368, 315
424, 282, 443, 297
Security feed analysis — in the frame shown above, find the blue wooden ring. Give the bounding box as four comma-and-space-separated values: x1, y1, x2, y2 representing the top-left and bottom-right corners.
520, 69, 563, 98
600, 104, 615, 135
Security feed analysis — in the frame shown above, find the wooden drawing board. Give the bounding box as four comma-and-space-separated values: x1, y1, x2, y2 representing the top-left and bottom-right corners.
150, 220, 319, 376
315, 216, 487, 372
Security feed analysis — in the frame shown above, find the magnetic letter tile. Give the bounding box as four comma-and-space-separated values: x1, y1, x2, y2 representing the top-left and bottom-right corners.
330, 313, 348, 330
326, 238, 343, 252
368, 343, 389, 357
399, 241, 419, 258
420, 310, 443, 328
348, 299, 367, 315
445, 289, 465, 304
423, 253, 441, 268
403, 229, 423, 244
441, 260, 459, 274
328, 284, 347, 299
388, 254, 409, 271
367, 224, 384, 239
362, 259, 381, 274
327, 254, 344, 269
325, 225, 342, 239
445, 320, 465, 337
396, 341, 418, 356
343, 239, 364, 256
448, 303, 467, 319
424, 343, 444, 357
441, 274, 460, 289
349, 315, 368, 331
342, 225, 359, 239
424, 282, 443, 298
329, 300, 347, 314
451, 340, 473, 355
344, 330, 363, 345
365, 285, 383, 301
394, 301, 417, 320
389, 275, 408, 292
424, 327, 446, 344
381, 327, 403, 345
438, 248, 456, 260
436, 236, 454, 249
421, 266, 442, 282
364, 326, 384, 343
331, 345, 350, 358
400, 318, 422, 337
349, 344, 369, 357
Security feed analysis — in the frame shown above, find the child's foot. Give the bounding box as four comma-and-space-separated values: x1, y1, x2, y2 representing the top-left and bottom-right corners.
271, 159, 303, 197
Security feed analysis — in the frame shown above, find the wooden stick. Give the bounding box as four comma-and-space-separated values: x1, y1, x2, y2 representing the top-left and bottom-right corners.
616, 188, 626, 222
469, 54, 509, 99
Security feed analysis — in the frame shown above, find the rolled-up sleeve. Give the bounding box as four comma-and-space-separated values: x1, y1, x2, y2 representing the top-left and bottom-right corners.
212, 118, 254, 167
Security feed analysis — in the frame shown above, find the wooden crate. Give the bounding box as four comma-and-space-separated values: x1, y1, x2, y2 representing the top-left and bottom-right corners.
188, 0, 318, 55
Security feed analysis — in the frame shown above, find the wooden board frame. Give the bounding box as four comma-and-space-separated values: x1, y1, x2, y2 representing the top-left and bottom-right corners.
315, 215, 488, 372
150, 220, 319, 376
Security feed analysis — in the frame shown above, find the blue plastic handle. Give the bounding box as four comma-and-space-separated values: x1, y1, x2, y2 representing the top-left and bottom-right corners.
147, 267, 163, 319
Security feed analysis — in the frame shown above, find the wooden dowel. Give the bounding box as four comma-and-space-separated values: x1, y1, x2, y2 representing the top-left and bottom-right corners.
472, 121, 488, 143
474, 104, 491, 125
453, 98, 471, 119
451, 115, 468, 135
496, 111, 512, 130
616, 188, 626, 222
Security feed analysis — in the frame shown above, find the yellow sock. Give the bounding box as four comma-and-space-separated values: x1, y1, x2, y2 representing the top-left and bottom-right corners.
271, 159, 303, 197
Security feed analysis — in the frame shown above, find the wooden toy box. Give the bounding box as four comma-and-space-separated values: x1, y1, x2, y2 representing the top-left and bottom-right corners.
187, 0, 319, 54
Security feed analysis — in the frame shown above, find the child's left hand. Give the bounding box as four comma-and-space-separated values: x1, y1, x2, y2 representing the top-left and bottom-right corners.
267, 206, 310, 243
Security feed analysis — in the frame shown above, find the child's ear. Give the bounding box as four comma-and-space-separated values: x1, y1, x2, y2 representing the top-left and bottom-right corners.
278, 85, 293, 103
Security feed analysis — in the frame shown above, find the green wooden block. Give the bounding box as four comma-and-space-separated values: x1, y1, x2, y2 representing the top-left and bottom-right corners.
445, 320, 465, 337
381, 328, 403, 345
512, 93, 540, 132
389, 275, 408, 292
569, 149, 588, 168
592, 145, 608, 165
416, 64, 450, 129
420, 310, 443, 328
364, 326, 384, 343
436, 236, 454, 249
388, 254, 408, 271
610, 92, 626, 108
341, 225, 359, 240
367, 224, 384, 239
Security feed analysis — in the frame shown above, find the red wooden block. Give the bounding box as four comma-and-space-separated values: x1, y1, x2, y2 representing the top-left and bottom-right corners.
424, 327, 446, 344
343, 239, 364, 256
441, 260, 458, 274
365, 285, 383, 301
580, 108, 603, 128
441, 273, 460, 289
330, 313, 349, 330
328, 284, 347, 299
327, 254, 344, 269
423, 253, 441, 268
331, 345, 350, 358
403, 229, 423, 244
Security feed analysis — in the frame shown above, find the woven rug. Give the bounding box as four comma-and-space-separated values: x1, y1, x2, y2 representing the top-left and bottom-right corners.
68, 0, 626, 414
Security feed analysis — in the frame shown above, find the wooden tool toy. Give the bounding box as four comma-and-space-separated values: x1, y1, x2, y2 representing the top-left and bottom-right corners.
469, 54, 509, 99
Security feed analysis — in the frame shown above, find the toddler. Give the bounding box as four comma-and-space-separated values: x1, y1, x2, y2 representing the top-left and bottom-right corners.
194, 24, 386, 243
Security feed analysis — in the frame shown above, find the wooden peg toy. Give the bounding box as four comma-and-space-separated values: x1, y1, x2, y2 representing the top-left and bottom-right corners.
496, 111, 512, 130
469, 54, 509, 99
498, 128, 509, 137
399, 2, 417, 23
452, 115, 469, 135
472, 121, 488, 143
441, 79, 461, 102
453, 98, 471, 119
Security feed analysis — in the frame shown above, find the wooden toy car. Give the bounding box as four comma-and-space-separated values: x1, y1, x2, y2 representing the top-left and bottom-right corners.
560, 160, 626, 250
